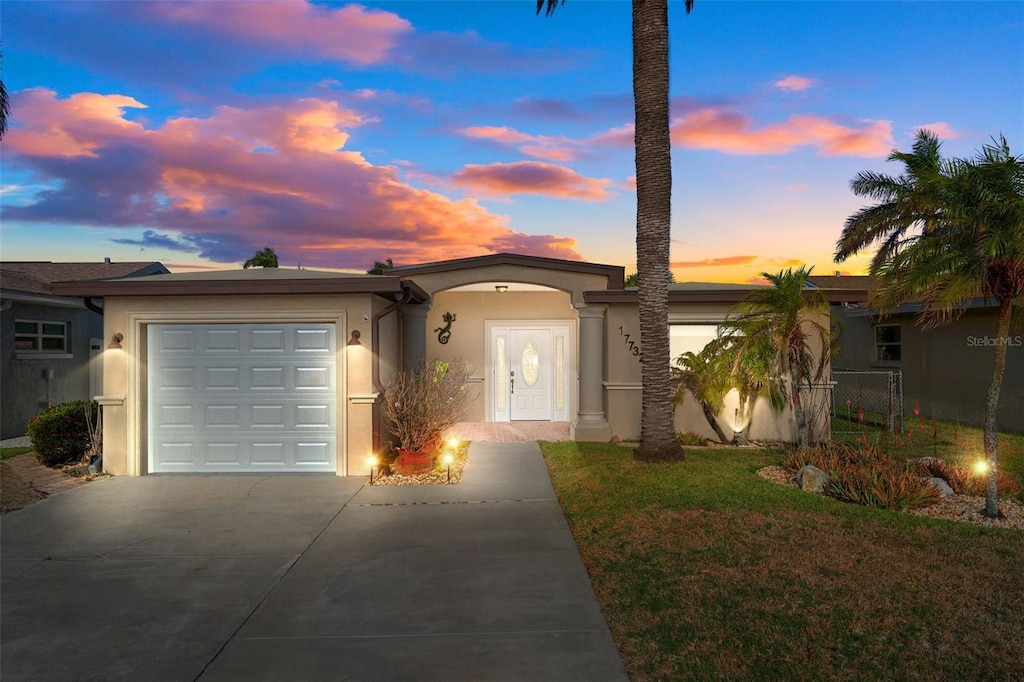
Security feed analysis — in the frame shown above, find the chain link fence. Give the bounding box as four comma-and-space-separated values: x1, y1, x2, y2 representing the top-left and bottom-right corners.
831, 369, 904, 434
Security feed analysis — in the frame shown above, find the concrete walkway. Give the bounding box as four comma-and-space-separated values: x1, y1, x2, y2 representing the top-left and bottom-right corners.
1, 442, 627, 681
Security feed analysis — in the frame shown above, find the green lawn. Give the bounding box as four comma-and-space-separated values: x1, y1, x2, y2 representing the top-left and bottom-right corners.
1, 446, 32, 460
540, 437, 1024, 681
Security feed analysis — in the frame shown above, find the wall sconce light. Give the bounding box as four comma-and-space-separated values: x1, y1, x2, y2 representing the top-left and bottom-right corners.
495, 285, 508, 293
107, 333, 124, 350
347, 330, 362, 346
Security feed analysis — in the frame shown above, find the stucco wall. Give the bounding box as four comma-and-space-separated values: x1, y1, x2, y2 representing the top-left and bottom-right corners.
834, 307, 1024, 433
605, 301, 812, 443
424, 290, 576, 422
0, 302, 103, 439
100, 293, 375, 476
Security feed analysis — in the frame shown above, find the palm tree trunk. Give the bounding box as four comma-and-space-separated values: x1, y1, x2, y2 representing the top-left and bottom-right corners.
633, 0, 682, 461
699, 401, 730, 443
982, 298, 1012, 518
790, 362, 809, 448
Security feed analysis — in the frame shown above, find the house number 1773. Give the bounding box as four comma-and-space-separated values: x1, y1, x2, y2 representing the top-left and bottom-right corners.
618, 325, 642, 362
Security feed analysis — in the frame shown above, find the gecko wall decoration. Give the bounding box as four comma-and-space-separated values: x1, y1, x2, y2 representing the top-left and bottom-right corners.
435, 312, 456, 344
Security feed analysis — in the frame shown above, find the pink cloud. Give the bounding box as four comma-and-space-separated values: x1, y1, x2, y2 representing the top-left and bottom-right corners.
150, 1, 413, 65
590, 108, 892, 157
3, 89, 582, 268
786, 183, 810, 191
450, 162, 614, 200
913, 122, 961, 139
774, 75, 817, 92
671, 108, 893, 157
457, 125, 583, 162
671, 255, 759, 268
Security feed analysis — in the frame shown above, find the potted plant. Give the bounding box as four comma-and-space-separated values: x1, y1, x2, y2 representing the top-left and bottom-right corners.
381, 359, 474, 474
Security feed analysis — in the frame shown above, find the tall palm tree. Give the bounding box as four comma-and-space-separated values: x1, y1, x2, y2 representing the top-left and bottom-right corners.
727, 266, 837, 447
1, 49, 10, 140
540, 0, 692, 460
836, 132, 1024, 518
243, 246, 279, 269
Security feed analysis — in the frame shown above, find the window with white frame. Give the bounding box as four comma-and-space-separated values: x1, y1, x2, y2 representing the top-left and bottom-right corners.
874, 323, 901, 363
15, 320, 68, 353
669, 324, 722, 365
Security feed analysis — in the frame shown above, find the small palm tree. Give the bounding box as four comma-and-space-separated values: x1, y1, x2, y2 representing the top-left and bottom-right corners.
836, 132, 1023, 518
672, 339, 732, 443
727, 266, 837, 447
243, 247, 279, 269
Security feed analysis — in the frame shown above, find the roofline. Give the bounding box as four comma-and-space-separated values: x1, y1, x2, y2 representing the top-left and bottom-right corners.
0, 290, 89, 309
50, 276, 431, 303
391, 253, 625, 289
585, 288, 872, 305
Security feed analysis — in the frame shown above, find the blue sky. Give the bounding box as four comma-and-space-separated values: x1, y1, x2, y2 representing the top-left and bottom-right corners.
2, 1, 1021, 281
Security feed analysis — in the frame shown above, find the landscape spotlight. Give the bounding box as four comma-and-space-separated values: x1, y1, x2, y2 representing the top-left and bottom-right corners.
442, 452, 455, 483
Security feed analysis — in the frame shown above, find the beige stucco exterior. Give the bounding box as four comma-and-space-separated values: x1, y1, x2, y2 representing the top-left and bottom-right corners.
51, 254, 844, 477
99, 293, 376, 476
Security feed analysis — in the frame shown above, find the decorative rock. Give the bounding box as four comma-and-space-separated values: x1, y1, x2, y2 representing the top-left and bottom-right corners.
797, 464, 829, 493
926, 476, 956, 497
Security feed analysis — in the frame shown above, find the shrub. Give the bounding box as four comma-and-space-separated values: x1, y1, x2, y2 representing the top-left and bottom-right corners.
675, 431, 706, 446
915, 459, 1023, 499
26, 400, 98, 467
787, 442, 940, 511
382, 359, 474, 453
826, 465, 942, 511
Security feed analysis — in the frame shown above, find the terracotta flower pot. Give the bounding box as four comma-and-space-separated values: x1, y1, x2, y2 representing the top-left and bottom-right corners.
394, 448, 434, 475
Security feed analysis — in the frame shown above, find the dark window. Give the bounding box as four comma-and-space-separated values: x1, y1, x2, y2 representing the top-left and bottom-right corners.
874, 324, 901, 363
15, 319, 68, 353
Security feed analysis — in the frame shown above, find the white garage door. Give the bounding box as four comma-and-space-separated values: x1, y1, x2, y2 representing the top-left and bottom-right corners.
148, 323, 338, 473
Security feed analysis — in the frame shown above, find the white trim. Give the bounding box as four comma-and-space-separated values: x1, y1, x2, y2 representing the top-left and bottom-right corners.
15, 352, 73, 360
668, 312, 729, 324
348, 393, 379, 404
94, 395, 125, 406
485, 319, 576, 423
127, 310, 348, 476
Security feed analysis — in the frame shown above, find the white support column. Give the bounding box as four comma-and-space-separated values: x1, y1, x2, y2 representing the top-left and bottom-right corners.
401, 304, 431, 372
572, 303, 611, 441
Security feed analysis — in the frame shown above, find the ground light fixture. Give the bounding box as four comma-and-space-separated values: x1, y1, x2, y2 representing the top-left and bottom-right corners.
442, 452, 455, 483
447, 437, 460, 450
974, 459, 990, 476
367, 455, 379, 484
732, 408, 741, 446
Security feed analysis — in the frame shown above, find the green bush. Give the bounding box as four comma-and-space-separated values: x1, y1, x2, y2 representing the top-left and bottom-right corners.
26, 400, 98, 467
675, 431, 706, 446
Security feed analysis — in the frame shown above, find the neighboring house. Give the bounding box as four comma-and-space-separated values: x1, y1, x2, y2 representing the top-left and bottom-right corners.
808, 274, 1024, 433
52, 254, 847, 476
0, 260, 170, 439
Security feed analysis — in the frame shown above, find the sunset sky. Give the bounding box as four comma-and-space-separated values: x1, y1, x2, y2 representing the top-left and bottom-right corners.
2, 1, 1021, 282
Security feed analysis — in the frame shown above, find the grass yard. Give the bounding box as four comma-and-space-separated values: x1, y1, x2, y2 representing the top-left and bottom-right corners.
541, 438, 1024, 681
1, 446, 33, 460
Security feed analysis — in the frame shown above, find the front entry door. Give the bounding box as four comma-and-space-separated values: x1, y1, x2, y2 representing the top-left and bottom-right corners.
510, 329, 552, 420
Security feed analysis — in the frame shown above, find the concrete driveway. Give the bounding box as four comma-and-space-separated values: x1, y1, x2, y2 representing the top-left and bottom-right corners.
1, 442, 627, 681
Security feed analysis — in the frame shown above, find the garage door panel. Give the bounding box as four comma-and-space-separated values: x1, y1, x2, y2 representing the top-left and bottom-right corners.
153, 404, 194, 428
149, 323, 338, 473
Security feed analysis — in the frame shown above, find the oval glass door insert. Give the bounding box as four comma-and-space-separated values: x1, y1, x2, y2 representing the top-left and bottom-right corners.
521, 339, 540, 387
